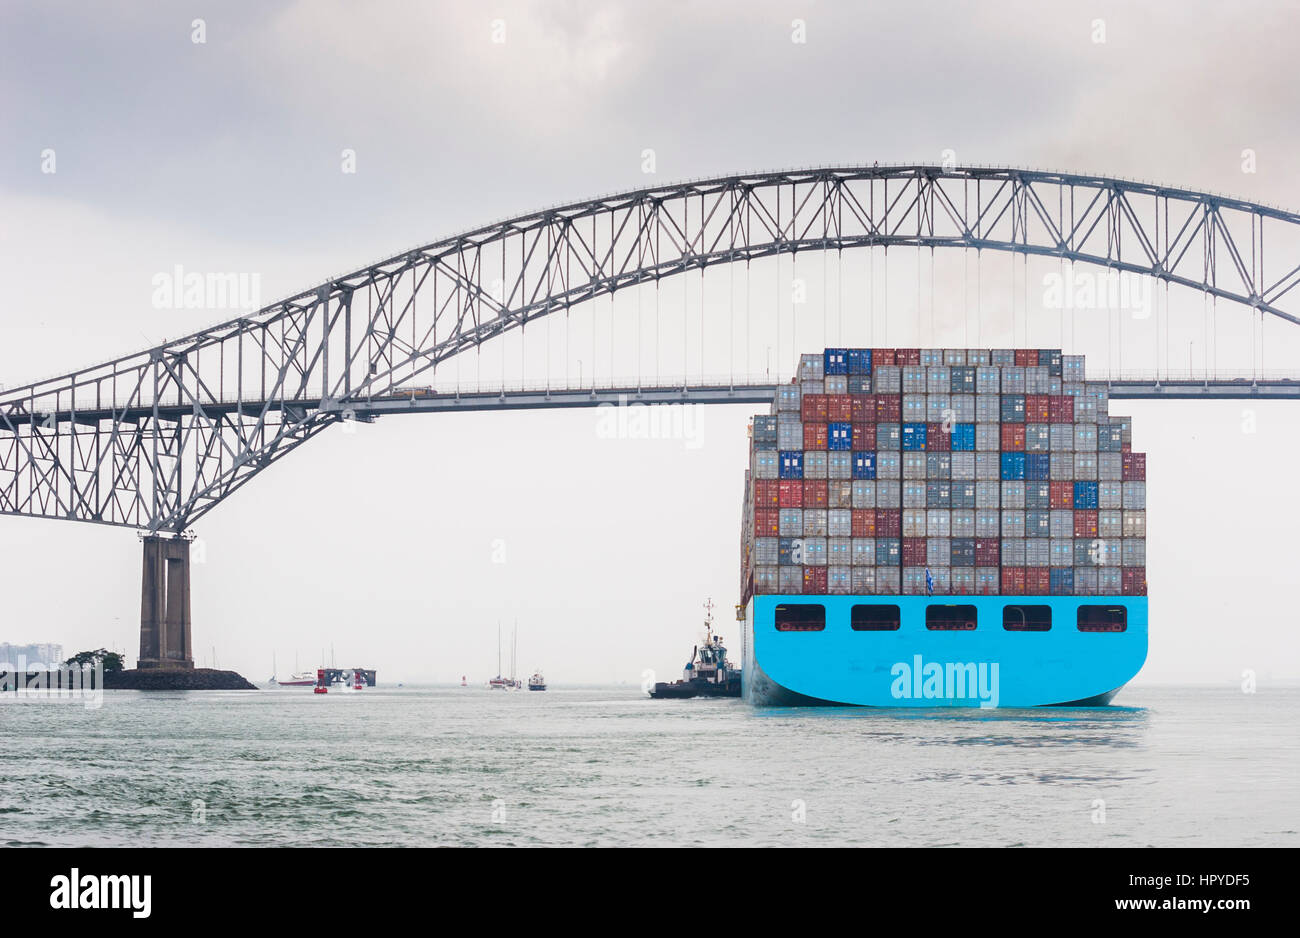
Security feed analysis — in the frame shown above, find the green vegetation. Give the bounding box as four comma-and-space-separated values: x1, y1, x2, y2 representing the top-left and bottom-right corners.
64, 648, 125, 673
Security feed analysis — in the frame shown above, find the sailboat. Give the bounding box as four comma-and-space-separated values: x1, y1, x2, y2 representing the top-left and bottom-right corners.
489, 623, 509, 689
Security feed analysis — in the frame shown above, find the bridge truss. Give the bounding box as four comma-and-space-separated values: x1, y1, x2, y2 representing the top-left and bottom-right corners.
4, 165, 1300, 534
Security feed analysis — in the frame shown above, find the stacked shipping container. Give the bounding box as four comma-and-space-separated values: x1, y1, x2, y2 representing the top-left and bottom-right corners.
741, 348, 1147, 599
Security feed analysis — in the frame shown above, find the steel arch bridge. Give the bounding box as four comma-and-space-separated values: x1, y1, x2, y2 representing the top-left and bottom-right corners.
4, 165, 1300, 536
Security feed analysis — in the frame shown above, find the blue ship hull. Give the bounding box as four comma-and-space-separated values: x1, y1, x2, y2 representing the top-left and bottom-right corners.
741, 594, 1147, 708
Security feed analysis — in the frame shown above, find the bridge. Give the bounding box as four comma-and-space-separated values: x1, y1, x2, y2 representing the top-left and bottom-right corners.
3, 164, 1299, 669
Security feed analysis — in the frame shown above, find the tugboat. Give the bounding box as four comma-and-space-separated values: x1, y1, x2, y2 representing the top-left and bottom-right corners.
528, 671, 546, 691
649, 599, 741, 699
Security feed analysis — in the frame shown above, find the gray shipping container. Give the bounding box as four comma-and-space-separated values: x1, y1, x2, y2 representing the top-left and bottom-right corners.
779, 508, 803, 536
927, 538, 951, 566
1001, 481, 1026, 509
851, 566, 876, 593
1026, 424, 1050, 452
829, 479, 853, 509
900, 452, 925, 480
1026, 538, 1051, 566
951, 451, 976, 480
975, 509, 1000, 538
927, 395, 951, 423
951, 394, 975, 422
903, 394, 926, 422
804, 537, 828, 566
828, 509, 853, 537
1074, 452, 1098, 480
1122, 538, 1146, 566
1098, 452, 1122, 480
852, 480, 876, 508
976, 395, 1000, 422
1001, 366, 1027, 394
976, 452, 1001, 480
903, 482, 926, 508
827, 537, 852, 566
967, 349, 992, 366
824, 375, 848, 395
873, 365, 902, 394
975, 367, 1000, 394
754, 566, 778, 593
1002, 537, 1027, 566
925, 452, 951, 479
975, 481, 1001, 509
1002, 510, 1026, 538
1074, 423, 1098, 451
877, 452, 902, 479
1025, 509, 1050, 537
777, 422, 803, 450
877, 423, 902, 450
876, 480, 901, 506
828, 451, 852, 480
1049, 509, 1073, 538
876, 567, 901, 593
1050, 538, 1073, 567
828, 565, 852, 594
1049, 423, 1075, 451
753, 451, 777, 479
976, 423, 1000, 451
804, 450, 828, 479
1123, 481, 1147, 509
803, 509, 828, 537
951, 508, 976, 538
852, 538, 876, 566
1122, 510, 1146, 537
902, 366, 927, 393
1098, 509, 1122, 539
927, 367, 951, 394
1050, 452, 1073, 480
1099, 481, 1123, 509
755, 537, 779, 566
927, 509, 952, 537
801, 379, 824, 396
902, 508, 927, 538
1026, 482, 1051, 509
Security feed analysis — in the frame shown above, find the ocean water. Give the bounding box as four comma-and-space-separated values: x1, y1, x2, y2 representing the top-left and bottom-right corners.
1, 684, 1295, 847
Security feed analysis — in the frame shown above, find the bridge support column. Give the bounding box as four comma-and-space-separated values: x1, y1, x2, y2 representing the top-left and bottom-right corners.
137, 535, 194, 670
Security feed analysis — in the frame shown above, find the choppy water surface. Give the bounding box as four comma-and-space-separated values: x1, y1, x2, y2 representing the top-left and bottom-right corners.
1, 684, 1295, 847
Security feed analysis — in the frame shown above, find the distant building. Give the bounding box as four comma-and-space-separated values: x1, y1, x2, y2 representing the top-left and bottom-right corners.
0, 643, 64, 668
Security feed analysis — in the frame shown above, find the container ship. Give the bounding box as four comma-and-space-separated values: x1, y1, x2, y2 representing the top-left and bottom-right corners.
738, 348, 1148, 708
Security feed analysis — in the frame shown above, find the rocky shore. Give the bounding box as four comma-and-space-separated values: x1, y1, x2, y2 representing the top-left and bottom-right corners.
105, 668, 259, 690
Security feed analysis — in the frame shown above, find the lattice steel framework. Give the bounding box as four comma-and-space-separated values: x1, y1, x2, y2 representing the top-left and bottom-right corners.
4, 165, 1300, 532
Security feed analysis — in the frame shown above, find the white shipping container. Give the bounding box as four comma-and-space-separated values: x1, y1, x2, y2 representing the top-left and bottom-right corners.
1063, 355, 1085, 381
1074, 424, 1098, 451
799, 353, 825, 380
852, 480, 876, 508
951, 394, 975, 422
902, 508, 927, 537
1002, 366, 1027, 393
951, 509, 976, 538
975, 481, 1000, 509
828, 509, 853, 537
1122, 510, 1146, 537
1123, 481, 1147, 509
828, 565, 853, 595
976, 423, 1000, 451
828, 451, 852, 480
1002, 510, 1026, 537
828, 538, 853, 565
803, 509, 828, 536
927, 509, 952, 537
852, 538, 876, 566
1099, 481, 1123, 509
803, 537, 828, 566
967, 349, 991, 366
824, 375, 848, 395
1050, 538, 1073, 567
951, 452, 976, 480
779, 508, 803, 536
1026, 538, 1051, 566
876, 480, 901, 506
777, 423, 803, 450
877, 452, 902, 479
975, 509, 1000, 538
873, 365, 902, 393
903, 482, 926, 508
927, 395, 951, 423
976, 367, 1000, 394
1001, 481, 1026, 509
926, 538, 950, 566
976, 395, 1000, 422
753, 450, 778, 479
804, 451, 828, 479
927, 367, 951, 393
902, 453, 927, 479
1074, 453, 1098, 480
976, 452, 1000, 480
902, 366, 927, 393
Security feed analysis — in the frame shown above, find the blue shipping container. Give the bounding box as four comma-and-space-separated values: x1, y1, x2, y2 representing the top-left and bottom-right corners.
1026, 453, 1050, 481
847, 348, 873, 375
1050, 568, 1074, 594
1001, 452, 1026, 480
852, 451, 877, 480
951, 423, 976, 451
824, 348, 849, 375
779, 450, 804, 479
828, 422, 853, 451
1074, 481, 1099, 508
902, 423, 928, 451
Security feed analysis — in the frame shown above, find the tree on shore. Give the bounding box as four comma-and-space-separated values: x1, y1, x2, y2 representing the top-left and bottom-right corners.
64, 648, 125, 673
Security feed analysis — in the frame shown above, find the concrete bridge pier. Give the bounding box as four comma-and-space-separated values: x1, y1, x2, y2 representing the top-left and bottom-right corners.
137, 535, 194, 670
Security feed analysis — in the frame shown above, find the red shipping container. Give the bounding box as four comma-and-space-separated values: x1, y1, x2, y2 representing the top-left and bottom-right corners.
852, 423, 876, 450
755, 479, 780, 508
801, 394, 829, 423
877, 508, 902, 537
803, 423, 829, 450
850, 394, 876, 423
827, 395, 852, 422
1121, 442, 1132, 453
1123, 567, 1147, 596
975, 538, 1000, 565
1001, 567, 1026, 595
871, 348, 898, 366
1073, 509, 1098, 538
803, 479, 828, 508
851, 509, 877, 537
1025, 394, 1050, 423
902, 537, 927, 566
803, 566, 827, 594
1048, 395, 1074, 423
1025, 567, 1050, 594
897, 348, 921, 365
1122, 452, 1146, 481
1049, 481, 1075, 509
1000, 424, 1026, 451
926, 422, 952, 451
778, 480, 803, 508
876, 395, 902, 422
754, 509, 780, 537
1014, 349, 1038, 366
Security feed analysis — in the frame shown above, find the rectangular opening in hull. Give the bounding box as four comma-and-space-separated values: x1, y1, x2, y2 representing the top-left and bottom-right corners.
1003, 604, 1052, 631
1078, 605, 1127, 632
925, 604, 977, 631
775, 603, 826, 631
850, 604, 901, 631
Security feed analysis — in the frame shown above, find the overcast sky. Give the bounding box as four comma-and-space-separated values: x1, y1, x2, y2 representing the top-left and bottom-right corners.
2, 0, 1298, 685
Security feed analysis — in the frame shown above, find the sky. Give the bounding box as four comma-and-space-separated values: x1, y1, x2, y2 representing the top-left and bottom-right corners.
1, 0, 1299, 685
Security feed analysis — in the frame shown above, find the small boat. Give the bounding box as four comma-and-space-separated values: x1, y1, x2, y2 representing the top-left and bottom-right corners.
276, 670, 319, 687
650, 599, 741, 699
528, 671, 546, 691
